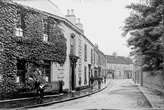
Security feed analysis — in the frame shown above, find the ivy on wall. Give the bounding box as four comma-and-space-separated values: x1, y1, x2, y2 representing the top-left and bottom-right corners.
0, 0, 67, 95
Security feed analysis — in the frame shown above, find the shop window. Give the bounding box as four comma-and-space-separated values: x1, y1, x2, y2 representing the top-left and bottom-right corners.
17, 60, 26, 83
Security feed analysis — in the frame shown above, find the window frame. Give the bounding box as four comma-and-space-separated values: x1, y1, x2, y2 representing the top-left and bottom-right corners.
84, 66, 87, 84
15, 12, 24, 37
42, 60, 51, 82
70, 34, 75, 55
84, 44, 87, 61
16, 60, 26, 83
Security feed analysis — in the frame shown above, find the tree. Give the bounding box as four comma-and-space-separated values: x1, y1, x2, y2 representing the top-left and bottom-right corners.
122, 0, 164, 71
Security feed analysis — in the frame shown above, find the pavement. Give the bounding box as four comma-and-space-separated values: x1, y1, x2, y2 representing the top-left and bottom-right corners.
0, 79, 111, 109
138, 85, 164, 108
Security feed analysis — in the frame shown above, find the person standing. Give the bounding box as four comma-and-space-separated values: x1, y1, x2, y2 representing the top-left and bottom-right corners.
90, 75, 94, 92
98, 77, 102, 89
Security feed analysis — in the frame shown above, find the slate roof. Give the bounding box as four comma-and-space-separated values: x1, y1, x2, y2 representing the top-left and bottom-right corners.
105, 55, 118, 64
105, 55, 133, 64
124, 57, 133, 64
12, 0, 66, 19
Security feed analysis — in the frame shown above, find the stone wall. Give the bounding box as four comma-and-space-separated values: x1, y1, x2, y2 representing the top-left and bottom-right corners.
142, 71, 164, 92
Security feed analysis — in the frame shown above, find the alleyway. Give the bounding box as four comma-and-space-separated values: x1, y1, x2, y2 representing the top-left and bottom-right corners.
31, 79, 153, 109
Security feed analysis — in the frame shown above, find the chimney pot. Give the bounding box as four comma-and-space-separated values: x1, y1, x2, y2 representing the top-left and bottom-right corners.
71, 9, 74, 15
67, 9, 70, 15
78, 18, 80, 23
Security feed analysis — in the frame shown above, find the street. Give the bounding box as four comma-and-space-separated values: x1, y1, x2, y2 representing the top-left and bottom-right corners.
31, 79, 152, 109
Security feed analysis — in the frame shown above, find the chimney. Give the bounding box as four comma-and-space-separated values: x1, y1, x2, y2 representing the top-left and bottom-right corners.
76, 18, 84, 33
78, 18, 80, 23
112, 52, 117, 57
66, 9, 76, 25
67, 9, 70, 15
71, 9, 74, 15
94, 43, 98, 50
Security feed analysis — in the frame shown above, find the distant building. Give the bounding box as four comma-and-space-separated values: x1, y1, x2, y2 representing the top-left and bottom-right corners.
105, 54, 134, 79
98, 49, 107, 78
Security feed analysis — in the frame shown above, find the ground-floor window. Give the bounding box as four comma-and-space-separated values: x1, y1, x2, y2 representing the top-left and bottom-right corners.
17, 60, 26, 83
84, 66, 87, 84
42, 60, 51, 82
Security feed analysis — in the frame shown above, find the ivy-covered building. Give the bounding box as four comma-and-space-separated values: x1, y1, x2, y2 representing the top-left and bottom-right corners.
0, 0, 106, 95
0, 0, 67, 94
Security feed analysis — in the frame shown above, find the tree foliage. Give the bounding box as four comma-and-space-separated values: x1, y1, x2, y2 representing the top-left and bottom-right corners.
122, 0, 164, 71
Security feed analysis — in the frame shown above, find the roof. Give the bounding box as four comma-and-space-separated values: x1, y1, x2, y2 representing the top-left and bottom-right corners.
12, 0, 95, 48
105, 55, 118, 64
105, 55, 133, 64
117, 56, 129, 64
12, 0, 66, 18
124, 57, 133, 64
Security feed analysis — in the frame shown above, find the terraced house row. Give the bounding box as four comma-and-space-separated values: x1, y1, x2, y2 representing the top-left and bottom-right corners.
0, 0, 108, 94
0, 0, 134, 94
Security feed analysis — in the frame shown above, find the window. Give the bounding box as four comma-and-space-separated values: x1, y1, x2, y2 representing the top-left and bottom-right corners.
84, 44, 87, 61
43, 19, 49, 42
15, 12, 24, 37
84, 66, 87, 84
17, 60, 26, 83
43, 34, 48, 42
91, 49, 93, 64
43, 60, 51, 82
16, 28, 23, 37
70, 34, 75, 55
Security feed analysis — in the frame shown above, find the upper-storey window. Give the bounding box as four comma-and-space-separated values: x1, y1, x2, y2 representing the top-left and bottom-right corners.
70, 34, 75, 55
43, 19, 49, 42
91, 49, 93, 64
15, 12, 24, 37
84, 44, 87, 61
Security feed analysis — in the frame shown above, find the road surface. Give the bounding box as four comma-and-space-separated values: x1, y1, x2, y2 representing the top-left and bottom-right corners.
31, 79, 152, 109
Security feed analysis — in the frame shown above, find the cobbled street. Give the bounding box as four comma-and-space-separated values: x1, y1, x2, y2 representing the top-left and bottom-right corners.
31, 79, 152, 109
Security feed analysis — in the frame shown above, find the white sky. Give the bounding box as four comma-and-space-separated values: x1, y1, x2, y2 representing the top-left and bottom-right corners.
51, 0, 140, 57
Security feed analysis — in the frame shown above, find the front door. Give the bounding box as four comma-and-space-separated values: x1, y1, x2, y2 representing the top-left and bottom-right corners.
71, 65, 75, 91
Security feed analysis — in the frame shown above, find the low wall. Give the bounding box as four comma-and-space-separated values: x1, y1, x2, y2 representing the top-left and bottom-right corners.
143, 71, 164, 92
